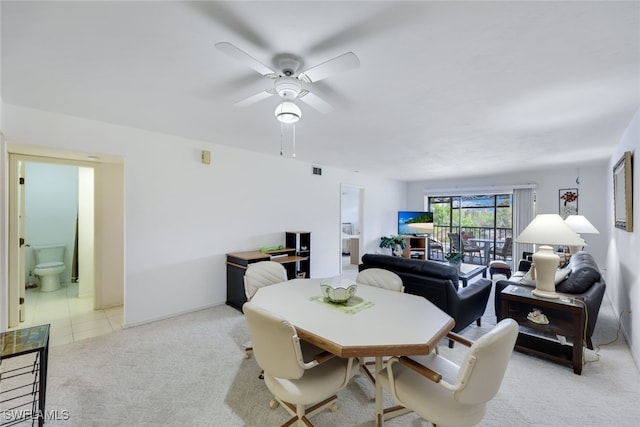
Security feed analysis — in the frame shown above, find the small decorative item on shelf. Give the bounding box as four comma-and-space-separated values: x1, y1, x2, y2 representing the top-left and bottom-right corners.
446, 249, 464, 265
527, 309, 549, 325
379, 235, 407, 256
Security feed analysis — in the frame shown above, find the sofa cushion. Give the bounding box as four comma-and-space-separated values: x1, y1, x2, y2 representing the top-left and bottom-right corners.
556, 267, 601, 293
555, 267, 572, 284
513, 266, 571, 287
555, 251, 601, 294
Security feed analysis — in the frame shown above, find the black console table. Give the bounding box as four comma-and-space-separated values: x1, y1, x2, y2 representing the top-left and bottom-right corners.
0, 324, 50, 426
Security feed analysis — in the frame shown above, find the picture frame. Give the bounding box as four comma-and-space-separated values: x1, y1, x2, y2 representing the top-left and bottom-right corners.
613, 151, 633, 232
559, 188, 579, 219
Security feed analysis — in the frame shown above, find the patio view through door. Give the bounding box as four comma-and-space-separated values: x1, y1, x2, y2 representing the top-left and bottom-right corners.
427, 194, 513, 265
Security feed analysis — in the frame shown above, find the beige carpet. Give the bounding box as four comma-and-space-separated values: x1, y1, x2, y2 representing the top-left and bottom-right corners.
7, 279, 639, 426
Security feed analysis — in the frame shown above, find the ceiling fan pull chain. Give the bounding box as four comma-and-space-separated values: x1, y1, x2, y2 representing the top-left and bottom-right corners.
292, 124, 296, 158
280, 122, 284, 156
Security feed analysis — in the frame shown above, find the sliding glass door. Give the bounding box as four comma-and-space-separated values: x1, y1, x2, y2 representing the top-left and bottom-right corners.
427, 194, 513, 264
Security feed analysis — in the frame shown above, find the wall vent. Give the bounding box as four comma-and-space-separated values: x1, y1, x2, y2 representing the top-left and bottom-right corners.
312, 166, 322, 176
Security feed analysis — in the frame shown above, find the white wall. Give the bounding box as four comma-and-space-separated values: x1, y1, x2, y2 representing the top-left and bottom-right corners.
606, 108, 639, 367
2, 104, 407, 327
78, 167, 95, 298
25, 162, 78, 284
407, 161, 609, 266
93, 161, 124, 309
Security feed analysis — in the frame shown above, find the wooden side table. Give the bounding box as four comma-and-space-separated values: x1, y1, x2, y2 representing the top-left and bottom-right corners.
500, 285, 585, 374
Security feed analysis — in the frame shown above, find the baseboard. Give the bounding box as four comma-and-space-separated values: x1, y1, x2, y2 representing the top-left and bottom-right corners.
122, 301, 227, 329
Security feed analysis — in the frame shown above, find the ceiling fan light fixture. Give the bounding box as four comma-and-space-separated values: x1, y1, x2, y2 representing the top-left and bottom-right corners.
275, 76, 302, 98
275, 101, 302, 123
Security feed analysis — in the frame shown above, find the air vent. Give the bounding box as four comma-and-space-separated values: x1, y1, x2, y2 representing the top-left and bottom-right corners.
312, 166, 322, 176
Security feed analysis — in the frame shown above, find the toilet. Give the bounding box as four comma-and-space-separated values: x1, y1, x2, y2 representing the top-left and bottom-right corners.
33, 244, 66, 292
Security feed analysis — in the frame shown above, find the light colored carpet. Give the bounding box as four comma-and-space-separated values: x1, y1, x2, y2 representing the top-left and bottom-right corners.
10, 278, 640, 426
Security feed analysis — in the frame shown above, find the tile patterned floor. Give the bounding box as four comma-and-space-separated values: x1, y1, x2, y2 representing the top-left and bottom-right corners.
8, 282, 123, 347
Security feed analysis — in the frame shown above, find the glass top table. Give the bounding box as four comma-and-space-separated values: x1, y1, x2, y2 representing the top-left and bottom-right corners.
440, 262, 488, 287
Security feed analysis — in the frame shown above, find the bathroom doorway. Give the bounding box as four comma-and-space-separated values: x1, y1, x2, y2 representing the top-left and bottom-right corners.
6, 149, 125, 345
9, 157, 94, 327
340, 184, 364, 279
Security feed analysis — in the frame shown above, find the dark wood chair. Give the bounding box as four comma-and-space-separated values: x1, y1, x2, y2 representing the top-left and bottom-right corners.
448, 232, 483, 264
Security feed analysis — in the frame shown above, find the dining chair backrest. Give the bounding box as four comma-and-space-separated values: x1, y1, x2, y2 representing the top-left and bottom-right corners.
243, 301, 306, 380
356, 268, 404, 292
499, 237, 513, 257
448, 233, 461, 252
453, 318, 518, 405
244, 261, 288, 301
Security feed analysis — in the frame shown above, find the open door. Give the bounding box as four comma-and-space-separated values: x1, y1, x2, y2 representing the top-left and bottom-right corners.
8, 156, 26, 327
340, 184, 364, 276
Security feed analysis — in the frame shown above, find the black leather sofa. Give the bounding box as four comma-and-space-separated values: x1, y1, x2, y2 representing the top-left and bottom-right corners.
495, 251, 606, 349
359, 254, 492, 345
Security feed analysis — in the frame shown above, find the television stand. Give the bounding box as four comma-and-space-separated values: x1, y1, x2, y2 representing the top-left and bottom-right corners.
401, 236, 428, 260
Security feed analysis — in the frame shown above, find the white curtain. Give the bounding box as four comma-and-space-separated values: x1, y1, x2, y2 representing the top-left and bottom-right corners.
513, 188, 535, 261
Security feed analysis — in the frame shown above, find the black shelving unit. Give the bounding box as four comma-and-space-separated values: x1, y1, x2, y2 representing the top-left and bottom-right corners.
285, 231, 311, 279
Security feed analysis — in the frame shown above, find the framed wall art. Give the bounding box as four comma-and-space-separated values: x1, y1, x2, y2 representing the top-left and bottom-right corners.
559, 188, 578, 219
613, 151, 633, 232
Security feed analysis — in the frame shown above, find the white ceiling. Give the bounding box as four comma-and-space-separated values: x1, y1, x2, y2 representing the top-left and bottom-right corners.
2, 1, 639, 181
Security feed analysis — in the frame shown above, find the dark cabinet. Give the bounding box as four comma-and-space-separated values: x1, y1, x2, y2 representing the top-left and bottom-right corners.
225, 232, 311, 311
285, 231, 311, 279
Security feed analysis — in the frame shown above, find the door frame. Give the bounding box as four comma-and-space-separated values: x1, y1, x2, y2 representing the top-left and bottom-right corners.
7, 157, 25, 327
340, 184, 364, 274
4, 146, 125, 330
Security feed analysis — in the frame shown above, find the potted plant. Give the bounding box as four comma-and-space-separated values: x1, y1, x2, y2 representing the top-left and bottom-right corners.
379, 235, 407, 256
445, 249, 464, 265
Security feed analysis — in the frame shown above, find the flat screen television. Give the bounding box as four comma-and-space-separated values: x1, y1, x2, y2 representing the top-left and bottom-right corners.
398, 211, 434, 235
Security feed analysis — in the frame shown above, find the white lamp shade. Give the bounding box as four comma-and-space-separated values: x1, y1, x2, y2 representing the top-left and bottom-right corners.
564, 215, 600, 234
516, 214, 586, 246
274, 101, 301, 123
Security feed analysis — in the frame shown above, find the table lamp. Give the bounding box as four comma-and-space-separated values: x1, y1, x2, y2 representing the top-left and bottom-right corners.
564, 215, 599, 254
516, 214, 586, 299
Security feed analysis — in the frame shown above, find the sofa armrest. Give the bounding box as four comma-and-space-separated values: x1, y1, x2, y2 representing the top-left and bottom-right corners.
448, 278, 492, 333
574, 280, 606, 344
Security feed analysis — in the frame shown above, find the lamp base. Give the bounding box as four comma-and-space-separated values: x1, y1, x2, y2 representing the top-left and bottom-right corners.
532, 288, 559, 299
532, 245, 561, 300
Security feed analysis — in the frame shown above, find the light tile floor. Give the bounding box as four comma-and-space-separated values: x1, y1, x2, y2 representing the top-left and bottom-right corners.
8, 282, 123, 347
341, 255, 359, 280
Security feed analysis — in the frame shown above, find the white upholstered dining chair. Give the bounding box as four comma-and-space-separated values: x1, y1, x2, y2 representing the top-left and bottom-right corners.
244, 261, 288, 302
356, 268, 404, 293
243, 261, 288, 359
243, 301, 357, 427
377, 318, 518, 427
355, 268, 404, 384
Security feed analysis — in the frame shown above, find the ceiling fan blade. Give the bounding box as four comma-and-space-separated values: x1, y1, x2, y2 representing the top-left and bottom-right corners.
299, 92, 334, 114
235, 91, 274, 108
215, 42, 276, 77
306, 4, 426, 55
298, 52, 360, 83
187, 2, 270, 51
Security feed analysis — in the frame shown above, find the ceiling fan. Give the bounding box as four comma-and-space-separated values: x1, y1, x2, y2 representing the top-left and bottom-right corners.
215, 42, 360, 121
